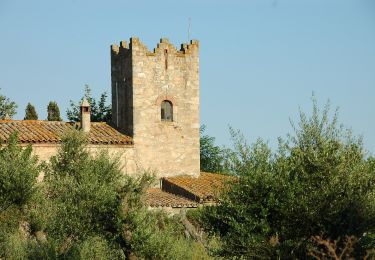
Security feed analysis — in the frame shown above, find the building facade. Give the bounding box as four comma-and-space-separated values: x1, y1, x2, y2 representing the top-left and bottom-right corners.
111, 37, 200, 177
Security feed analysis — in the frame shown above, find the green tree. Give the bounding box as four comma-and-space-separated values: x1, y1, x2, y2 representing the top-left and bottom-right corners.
200, 125, 225, 173
40, 129, 207, 258
47, 101, 62, 121
44, 130, 123, 254
24, 102, 38, 120
198, 97, 375, 258
0, 132, 40, 211
0, 132, 41, 257
0, 89, 17, 119
0, 129, 209, 258
66, 85, 112, 123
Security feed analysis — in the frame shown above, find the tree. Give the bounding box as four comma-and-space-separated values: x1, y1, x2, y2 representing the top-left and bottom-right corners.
0, 133, 41, 257
0, 129, 209, 258
200, 125, 225, 173
66, 85, 112, 123
24, 102, 38, 120
39, 129, 207, 258
198, 97, 375, 258
0, 132, 40, 211
44, 130, 122, 253
0, 89, 17, 119
47, 101, 62, 121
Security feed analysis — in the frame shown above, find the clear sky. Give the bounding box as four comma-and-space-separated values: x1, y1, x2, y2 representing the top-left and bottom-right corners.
0, 0, 374, 153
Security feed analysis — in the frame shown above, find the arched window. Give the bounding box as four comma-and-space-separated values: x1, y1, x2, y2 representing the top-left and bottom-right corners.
161, 100, 173, 122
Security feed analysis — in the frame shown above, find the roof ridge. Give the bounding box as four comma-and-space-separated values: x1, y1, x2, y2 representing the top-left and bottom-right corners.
0, 120, 133, 145
0, 120, 66, 124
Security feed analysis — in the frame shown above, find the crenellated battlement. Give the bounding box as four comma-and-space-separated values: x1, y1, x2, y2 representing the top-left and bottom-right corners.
111, 37, 199, 57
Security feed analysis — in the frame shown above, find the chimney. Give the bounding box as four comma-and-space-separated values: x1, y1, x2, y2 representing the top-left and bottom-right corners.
80, 98, 91, 132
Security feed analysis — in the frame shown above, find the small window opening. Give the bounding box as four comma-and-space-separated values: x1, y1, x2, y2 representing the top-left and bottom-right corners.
164, 49, 168, 70
83, 107, 89, 112
161, 100, 173, 122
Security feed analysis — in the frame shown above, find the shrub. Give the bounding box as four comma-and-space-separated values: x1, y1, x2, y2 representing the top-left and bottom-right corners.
44, 130, 124, 254
199, 97, 375, 258
0, 132, 40, 211
79, 236, 121, 260
41, 129, 207, 259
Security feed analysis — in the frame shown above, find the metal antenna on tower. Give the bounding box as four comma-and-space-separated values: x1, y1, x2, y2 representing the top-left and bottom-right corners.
188, 17, 191, 43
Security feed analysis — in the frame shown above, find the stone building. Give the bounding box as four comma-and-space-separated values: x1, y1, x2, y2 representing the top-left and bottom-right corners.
0, 37, 230, 209
110, 37, 200, 178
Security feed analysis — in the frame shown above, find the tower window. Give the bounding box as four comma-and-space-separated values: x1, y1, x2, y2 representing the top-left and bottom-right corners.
164, 49, 168, 70
161, 100, 173, 122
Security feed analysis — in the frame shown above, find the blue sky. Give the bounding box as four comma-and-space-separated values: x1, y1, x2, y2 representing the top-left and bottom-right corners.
0, 0, 374, 153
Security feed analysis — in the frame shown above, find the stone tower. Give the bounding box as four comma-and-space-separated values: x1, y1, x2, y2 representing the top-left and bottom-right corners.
110, 37, 200, 177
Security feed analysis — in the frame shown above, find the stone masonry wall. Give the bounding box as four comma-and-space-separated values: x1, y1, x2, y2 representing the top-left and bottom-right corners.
29, 144, 136, 181
111, 38, 200, 178
111, 41, 133, 136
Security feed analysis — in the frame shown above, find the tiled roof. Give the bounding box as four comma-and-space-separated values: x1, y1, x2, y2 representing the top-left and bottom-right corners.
146, 188, 198, 208
162, 172, 234, 203
0, 120, 132, 145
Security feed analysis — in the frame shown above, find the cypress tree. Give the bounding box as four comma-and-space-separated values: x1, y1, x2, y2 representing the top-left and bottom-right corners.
47, 101, 62, 121
24, 103, 38, 120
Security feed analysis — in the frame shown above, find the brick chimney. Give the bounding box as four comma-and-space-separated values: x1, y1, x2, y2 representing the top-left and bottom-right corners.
80, 98, 91, 132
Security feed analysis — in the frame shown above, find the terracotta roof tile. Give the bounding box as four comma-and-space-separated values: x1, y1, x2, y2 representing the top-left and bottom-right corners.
162, 172, 235, 203
0, 120, 132, 145
146, 188, 198, 208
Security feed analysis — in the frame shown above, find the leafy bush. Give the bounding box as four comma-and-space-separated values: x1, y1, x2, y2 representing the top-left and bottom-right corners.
39, 129, 208, 259
0, 132, 41, 258
0, 132, 40, 211
43, 129, 124, 254
123, 208, 209, 260
199, 98, 375, 258
78, 236, 122, 260
2, 231, 28, 259
0, 124, 209, 259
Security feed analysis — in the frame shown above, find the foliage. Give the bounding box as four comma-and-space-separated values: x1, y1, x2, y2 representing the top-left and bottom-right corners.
24, 102, 38, 120
200, 125, 225, 173
0, 89, 17, 119
2, 231, 28, 259
78, 236, 119, 259
0, 128, 209, 259
40, 129, 207, 258
0, 132, 40, 211
198, 97, 375, 258
44, 129, 124, 255
124, 208, 209, 260
66, 84, 112, 123
0, 132, 41, 258
47, 101, 62, 121
119, 171, 210, 259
